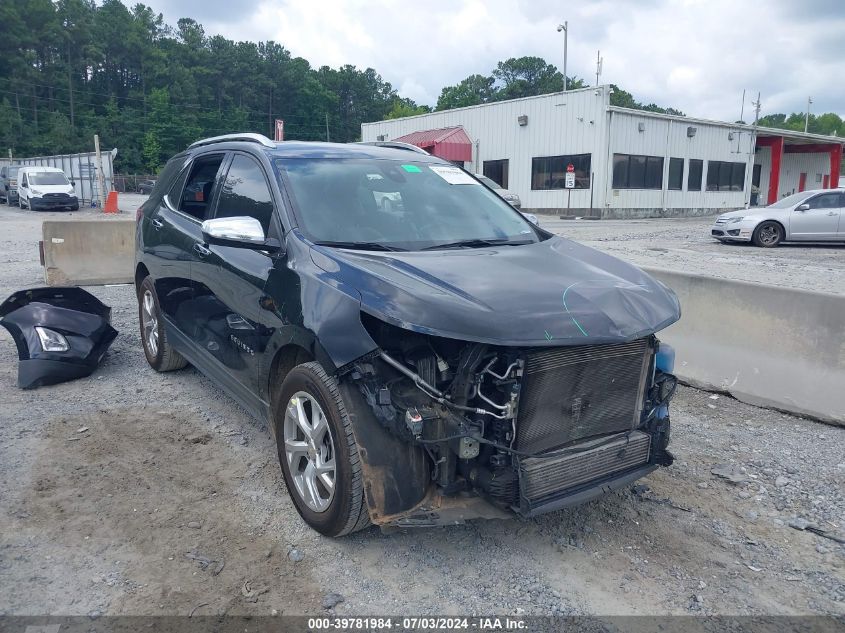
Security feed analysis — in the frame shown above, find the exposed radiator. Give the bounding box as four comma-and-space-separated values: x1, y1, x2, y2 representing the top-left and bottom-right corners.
519, 430, 651, 503
515, 338, 652, 453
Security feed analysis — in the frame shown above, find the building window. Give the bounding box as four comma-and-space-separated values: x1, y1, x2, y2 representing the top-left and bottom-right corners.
688, 159, 703, 191
706, 161, 746, 192
531, 154, 591, 190
668, 158, 684, 191
483, 159, 509, 189
612, 154, 664, 189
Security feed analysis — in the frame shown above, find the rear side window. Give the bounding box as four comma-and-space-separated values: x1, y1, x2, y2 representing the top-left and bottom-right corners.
214, 154, 275, 234
178, 154, 225, 221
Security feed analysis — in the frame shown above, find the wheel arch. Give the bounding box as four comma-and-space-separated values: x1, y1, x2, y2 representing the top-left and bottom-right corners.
134, 262, 150, 292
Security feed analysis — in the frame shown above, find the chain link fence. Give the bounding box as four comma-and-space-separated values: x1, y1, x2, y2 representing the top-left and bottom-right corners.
113, 174, 158, 194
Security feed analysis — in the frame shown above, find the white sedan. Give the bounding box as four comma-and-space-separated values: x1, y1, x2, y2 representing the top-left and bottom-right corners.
711, 188, 845, 247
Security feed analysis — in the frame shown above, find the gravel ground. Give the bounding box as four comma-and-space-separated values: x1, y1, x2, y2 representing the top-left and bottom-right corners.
0, 198, 843, 617
541, 216, 845, 295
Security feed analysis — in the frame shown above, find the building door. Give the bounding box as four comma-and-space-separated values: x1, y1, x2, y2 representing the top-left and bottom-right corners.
483, 159, 509, 188
823, 174, 830, 189
752, 164, 762, 188
798, 172, 807, 192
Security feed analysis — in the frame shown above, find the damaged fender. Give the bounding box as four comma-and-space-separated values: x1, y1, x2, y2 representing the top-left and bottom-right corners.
0, 287, 118, 389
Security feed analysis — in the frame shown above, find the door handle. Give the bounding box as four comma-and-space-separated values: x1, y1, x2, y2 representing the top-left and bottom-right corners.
827, 212, 838, 216
151, 218, 163, 229
193, 243, 211, 258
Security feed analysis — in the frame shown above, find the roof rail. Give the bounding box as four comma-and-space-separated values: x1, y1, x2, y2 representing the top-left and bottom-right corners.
189, 133, 276, 149
354, 141, 430, 155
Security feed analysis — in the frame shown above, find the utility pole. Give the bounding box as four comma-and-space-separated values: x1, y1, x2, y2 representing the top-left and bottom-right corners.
94, 134, 106, 209
595, 50, 603, 87
804, 96, 812, 133
325, 112, 330, 142
557, 22, 568, 92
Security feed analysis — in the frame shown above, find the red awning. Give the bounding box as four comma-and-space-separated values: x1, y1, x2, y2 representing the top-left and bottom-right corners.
394, 126, 472, 162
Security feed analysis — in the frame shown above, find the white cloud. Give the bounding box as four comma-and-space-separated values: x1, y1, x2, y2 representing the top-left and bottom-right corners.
145, 0, 845, 121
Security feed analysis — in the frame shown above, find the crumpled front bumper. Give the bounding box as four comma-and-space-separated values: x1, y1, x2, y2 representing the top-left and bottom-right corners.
0, 287, 118, 389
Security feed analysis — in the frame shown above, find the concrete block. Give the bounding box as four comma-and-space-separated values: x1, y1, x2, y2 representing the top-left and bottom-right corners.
645, 267, 845, 426
41, 219, 135, 286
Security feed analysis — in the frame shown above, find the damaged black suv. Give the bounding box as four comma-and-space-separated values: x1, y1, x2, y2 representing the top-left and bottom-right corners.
135, 133, 680, 536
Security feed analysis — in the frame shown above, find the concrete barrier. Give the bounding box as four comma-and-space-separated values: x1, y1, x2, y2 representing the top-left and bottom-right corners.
41, 219, 135, 286
644, 267, 845, 426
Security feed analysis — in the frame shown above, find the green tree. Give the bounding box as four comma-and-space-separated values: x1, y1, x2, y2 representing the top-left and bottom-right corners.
385, 98, 431, 119
436, 74, 496, 110
142, 129, 161, 172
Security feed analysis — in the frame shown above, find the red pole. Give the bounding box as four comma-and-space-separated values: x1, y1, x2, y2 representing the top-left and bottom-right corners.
830, 144, 842, 189
767, 137, 784, 204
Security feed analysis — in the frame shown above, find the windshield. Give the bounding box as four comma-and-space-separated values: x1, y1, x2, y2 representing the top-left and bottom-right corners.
767, 191, 812, 209
476, 175, 502, 190
276, 158, 538, 251
29, 172, 70, 186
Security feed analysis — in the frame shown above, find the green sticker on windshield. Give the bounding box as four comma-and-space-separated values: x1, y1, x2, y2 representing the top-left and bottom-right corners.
401, 164, 422, 173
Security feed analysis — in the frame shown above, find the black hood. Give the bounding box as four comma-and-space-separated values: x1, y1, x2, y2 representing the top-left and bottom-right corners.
310, 236, 680, 346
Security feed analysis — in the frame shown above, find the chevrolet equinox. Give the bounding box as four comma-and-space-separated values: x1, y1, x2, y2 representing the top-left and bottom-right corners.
135, 133, 680, 536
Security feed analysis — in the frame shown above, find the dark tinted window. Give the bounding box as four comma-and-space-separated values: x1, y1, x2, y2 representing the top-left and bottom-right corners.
688, 159, 703, 191
707, 161, 745, 192
531, 154, 591, 189
613, 154, 663, 189
668, 158, 683, 190
178, 154, 224, 220
483, 159, 509, 189
214, 155, 275, 234
807, 192, 842, 209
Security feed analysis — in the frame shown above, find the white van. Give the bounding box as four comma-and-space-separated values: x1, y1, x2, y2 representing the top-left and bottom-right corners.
17, 167, 79, 211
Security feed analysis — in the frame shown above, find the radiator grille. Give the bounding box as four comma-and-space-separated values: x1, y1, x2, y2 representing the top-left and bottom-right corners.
519, 430, 651, 502
516, 338, 651, 453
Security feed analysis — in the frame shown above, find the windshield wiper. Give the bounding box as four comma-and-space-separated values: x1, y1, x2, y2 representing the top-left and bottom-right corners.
312, 240, 407, 252
421, 238, 533, 251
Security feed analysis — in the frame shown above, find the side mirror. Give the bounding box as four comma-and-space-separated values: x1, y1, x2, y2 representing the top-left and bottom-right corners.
70, 181, 76, 187
796, 203, 810, 212
201, 216, 281, 253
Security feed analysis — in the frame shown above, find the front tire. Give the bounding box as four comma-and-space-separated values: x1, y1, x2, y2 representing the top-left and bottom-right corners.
274, 362, 370, 537
752, 221, 783, 247
137, 276, 187, 372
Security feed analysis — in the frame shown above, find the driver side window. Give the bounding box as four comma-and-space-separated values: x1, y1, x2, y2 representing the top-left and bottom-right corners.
806, 193, 841, 209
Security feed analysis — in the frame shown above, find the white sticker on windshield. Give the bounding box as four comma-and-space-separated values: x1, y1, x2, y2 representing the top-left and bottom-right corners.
428, 165, 480, 185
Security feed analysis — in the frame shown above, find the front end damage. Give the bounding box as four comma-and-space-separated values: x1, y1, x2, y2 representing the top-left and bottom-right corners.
341, 315, 677, 528
0, 287, 118, 389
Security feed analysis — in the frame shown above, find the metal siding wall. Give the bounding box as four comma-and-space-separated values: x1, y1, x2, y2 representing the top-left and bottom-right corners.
361, 88, 611, 209
779, 153, 831, 197
606, 112, 750, 211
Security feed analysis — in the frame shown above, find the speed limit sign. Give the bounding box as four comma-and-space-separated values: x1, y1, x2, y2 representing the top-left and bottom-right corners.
565, 163, 575, 189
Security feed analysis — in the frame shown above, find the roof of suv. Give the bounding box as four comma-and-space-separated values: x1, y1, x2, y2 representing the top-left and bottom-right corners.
187, 133, 442, 162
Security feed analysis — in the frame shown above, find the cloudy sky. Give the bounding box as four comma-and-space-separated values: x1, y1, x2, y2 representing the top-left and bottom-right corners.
143, 0, 845, 121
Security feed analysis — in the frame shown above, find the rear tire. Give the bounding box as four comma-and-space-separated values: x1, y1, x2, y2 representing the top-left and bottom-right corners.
752, 221, 783, 248
274, 362, 371, 537
137, 276, 188, 372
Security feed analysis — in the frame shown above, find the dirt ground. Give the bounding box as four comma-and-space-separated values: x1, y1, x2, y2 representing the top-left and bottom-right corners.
0, 200, 842, 617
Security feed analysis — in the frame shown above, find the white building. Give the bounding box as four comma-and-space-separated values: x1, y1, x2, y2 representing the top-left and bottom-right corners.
361, 86, 843, 219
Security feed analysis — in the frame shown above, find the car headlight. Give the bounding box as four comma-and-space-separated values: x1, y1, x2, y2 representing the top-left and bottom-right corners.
35, 326, 70, 352
30, 189, 42, 196
728, 217, 744, 223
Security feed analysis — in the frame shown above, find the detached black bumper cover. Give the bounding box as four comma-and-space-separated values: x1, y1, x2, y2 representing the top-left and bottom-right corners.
0, 287, 118, 389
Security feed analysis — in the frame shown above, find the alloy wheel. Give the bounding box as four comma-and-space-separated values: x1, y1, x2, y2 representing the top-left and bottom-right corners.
283, 391, 336, 512
759, 224, 779, 246
141, 290, 159, 357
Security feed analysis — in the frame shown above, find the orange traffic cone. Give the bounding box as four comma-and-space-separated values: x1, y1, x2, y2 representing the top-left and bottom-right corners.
104, 190, 119, 214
